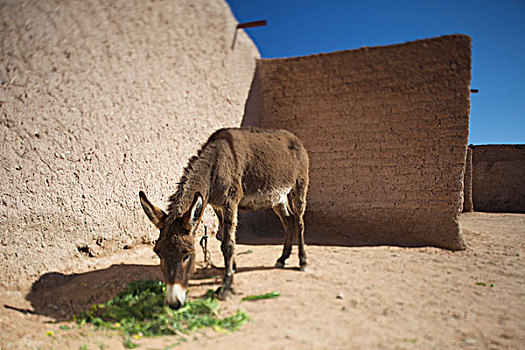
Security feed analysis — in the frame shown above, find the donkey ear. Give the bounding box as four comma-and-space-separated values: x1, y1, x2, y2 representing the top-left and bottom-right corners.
184, 192, 204, 231
139, 191, 167, 229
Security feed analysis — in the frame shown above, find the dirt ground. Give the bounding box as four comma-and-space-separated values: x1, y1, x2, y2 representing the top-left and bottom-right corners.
1, 212, 524, 349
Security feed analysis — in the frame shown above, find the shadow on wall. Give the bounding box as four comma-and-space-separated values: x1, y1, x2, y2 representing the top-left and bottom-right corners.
240, 66, 261, 128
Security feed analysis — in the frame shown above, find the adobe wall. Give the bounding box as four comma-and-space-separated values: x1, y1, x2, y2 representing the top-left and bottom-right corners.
471, 145, 525, 212
251, 35, 471, 250
0, 0, 259, 290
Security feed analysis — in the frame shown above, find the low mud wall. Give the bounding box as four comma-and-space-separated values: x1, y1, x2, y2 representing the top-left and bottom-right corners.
471, 145, 525, 212
0, 0, 259, 290
241, 35, 471, 250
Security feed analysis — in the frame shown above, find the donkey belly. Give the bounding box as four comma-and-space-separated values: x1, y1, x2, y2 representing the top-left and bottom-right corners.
238, 187, 291, 211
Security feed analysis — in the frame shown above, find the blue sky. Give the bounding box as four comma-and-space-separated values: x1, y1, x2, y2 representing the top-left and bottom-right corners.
226, 0, 524, 145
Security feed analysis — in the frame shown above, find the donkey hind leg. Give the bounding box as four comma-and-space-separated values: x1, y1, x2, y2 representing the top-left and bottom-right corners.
273, 199, 295, 269
290, 179, 308, 271
218, 204, 238, 300
295, 215, 307, 271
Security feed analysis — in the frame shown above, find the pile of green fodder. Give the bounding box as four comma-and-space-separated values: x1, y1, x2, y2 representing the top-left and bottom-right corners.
75, 279, 249, 343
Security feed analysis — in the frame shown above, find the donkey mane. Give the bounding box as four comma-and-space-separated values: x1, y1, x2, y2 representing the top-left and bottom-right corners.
167, 128, 244, 217
168, 155, 206, 217
167, 138, 220, 217
167, 156, 197, 211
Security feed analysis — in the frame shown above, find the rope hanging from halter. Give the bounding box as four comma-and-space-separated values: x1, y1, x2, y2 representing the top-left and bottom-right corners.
199, 226, 217, 269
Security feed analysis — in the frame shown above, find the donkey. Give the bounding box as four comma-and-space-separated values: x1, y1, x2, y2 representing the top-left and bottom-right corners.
139, 127, 309, 309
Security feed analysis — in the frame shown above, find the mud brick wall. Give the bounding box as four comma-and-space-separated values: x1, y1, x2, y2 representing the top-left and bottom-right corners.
0, 0, 259, 290
471, 145, 525, 212
253, 35, 471, 250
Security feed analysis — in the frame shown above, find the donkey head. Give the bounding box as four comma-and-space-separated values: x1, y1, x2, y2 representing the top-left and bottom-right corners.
139, 191, 204, 309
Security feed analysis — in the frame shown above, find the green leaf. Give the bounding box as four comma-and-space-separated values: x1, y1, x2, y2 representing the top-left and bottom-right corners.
241, 291, 280, 301
237, 249, 254, 256
123, 337, 139, 348
74, 280, 249, 347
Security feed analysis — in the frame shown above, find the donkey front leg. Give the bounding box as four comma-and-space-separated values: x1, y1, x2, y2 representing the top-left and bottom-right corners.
218, 204, 238, 300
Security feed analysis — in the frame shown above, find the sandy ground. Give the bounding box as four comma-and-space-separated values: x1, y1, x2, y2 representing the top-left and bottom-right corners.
1, 212, 524, 349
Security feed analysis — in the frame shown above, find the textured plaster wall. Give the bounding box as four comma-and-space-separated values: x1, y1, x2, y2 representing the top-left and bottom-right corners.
471, 145, 525, 213
250, 35, 471, 250
0, 0, 259, 289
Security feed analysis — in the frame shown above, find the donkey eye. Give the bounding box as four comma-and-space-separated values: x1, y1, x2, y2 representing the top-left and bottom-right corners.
182, 253, 192, 264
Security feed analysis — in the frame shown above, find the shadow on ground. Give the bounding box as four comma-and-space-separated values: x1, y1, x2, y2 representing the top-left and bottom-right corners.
22, 262, 277, 322
236, 210, 435, 248
23, 264, 162, 322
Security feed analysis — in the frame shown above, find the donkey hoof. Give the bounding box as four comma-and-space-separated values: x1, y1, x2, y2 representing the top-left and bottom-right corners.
300, 265, 308, 272
218, 287, 234, 300
275, 261, 285, 269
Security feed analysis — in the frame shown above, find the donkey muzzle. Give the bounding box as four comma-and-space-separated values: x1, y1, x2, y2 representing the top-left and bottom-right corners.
166, 283, 186, 309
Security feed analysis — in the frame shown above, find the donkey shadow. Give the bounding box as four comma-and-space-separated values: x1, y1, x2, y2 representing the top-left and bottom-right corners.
23, 262, 276, 322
